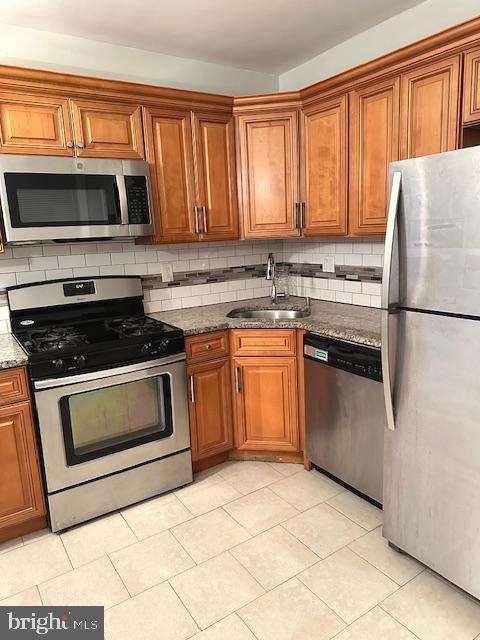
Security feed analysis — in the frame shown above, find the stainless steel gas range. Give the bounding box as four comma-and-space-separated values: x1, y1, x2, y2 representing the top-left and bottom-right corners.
7, 276, 192, 532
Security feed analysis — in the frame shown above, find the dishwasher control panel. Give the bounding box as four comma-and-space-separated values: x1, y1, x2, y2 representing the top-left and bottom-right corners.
304, 334, 382, 382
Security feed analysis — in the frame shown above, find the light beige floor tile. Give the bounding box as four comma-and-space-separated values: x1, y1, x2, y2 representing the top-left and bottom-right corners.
231, 525, 318, 590
217, 461, 283, 494
109, 530, 194, 596
193, 613, 256, 640
267, 462, 304, 477
224, 488, 298, 535
0, 535, 71, 600
39, 556, 129, 609
0, 536, 23, 555
106, 581, 198, 640
239, 577, 345, 640
121, 493, 193, 539
334, 606, 417, 640
381, 571, 480, 640
349, 528, 424, 585
283, 503, 366, 558
171, 508, 250, 563
0, 586, 42, 606
270, 470, 344, 511
327, 491, 383, 531
170, 552, 264, 629
61, 513, 137, 567
175, 477, 242, 516
299, 547, 398, 624
22, 528, 55, 545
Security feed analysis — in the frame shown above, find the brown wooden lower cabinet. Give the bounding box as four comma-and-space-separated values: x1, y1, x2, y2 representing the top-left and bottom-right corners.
187, 357, 233, 461
0, 396, 46, 542
232, 356, 299, 452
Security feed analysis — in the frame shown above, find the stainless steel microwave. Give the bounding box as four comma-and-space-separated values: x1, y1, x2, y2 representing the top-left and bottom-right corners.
0, 155, 154, 244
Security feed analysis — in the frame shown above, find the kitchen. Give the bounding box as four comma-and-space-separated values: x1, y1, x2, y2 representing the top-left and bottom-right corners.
0, 1, 480, 638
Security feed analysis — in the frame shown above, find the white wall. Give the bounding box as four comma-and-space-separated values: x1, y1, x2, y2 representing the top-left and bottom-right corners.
279, 0, 480, 90
0, 23, 277, 96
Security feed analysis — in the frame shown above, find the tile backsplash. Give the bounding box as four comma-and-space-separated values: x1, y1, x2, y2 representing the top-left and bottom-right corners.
0, 236, 384, 333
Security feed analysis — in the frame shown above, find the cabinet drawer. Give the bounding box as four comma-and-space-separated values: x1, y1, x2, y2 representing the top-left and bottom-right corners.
231, 329, 296, 357
0, 368, 29, 407
185, 331, 229, 364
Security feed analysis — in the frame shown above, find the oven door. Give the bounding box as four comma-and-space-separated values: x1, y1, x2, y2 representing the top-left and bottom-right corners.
33, 355, 190, 493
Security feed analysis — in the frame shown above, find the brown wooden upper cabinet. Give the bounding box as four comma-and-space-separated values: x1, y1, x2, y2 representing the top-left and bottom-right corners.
0, 91, 144, 158
236, 110, 300, 239
400, 55, 461, 159
0, 91, 73, 156
463, 48, 480, 124
70, 99, 144, 158
144, 107, 239, 243
349, 77, 400, 235
301, 94, 348, 236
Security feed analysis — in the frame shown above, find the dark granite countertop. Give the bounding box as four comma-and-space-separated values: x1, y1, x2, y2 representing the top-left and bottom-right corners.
0, 334, 28, 370
149, 296, 381, 348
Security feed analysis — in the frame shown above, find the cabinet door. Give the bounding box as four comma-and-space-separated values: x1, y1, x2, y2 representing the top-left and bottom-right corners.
237, 111, 300, 239
463, 48, 480, 124
193, 112, 239, 241
70, 99, 144, 158
0, 91, 73, 155
349, 77, 400, 235
0, 402, 45, 530
143, 107, 197, 243
400, 56, 460, 159
301, 95, 348, 236
188, 358, 233, 461
233, 357, 299, 451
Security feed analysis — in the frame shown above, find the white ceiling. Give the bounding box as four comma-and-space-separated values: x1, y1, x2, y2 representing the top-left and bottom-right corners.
0, 0, 426, 74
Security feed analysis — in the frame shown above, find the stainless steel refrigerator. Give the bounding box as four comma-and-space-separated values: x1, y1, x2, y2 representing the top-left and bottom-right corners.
382, 145, 480, 598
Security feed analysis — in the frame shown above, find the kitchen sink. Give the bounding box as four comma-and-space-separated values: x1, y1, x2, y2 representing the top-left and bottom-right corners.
226, 308, 311, 320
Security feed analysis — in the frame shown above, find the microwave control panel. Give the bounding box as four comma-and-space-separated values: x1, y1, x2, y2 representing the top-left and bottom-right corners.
125, 176, 150, 224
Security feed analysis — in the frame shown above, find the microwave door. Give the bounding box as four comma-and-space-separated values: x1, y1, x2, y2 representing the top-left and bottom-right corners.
1, 171, 128, 243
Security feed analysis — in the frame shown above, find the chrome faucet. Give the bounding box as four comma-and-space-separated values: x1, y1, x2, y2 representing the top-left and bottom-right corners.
266, 252, 285, 303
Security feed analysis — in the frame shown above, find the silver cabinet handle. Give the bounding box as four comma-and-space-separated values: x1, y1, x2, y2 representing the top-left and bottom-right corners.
381, 171, 402, 432
66, 141, 74, 149
189, 375, 195, 403
76, 141, 85, 149
300, 202, 305, 229
202, 206, 208, 233
193, 206, 200, 234
234, 366, 241, 393
295, 202, 300, 229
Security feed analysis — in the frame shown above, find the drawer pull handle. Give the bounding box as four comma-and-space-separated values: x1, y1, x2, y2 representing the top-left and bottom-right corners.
0, 381, 15, 394
235, 367, 242, 393
205, 344, 212, 350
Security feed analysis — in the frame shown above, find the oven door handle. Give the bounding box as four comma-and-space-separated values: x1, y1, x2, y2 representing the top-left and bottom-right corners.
33, 353, 186, 390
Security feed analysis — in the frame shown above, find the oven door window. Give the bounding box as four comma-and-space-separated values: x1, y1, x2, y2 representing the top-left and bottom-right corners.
5, 173, 122, 227
60, 374, 173, 465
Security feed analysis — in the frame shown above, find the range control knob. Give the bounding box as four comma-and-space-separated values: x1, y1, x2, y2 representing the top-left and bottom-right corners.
75, 355, 87, 368
158, 339, 169, 352
53, 359, 64, 370
141, 342, 152, 354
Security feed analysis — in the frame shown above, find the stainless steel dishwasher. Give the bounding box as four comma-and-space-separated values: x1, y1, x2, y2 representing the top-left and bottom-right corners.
304, 333, 385, 504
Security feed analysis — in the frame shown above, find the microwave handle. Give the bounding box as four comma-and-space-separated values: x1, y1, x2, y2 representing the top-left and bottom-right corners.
116, 175, 129, 225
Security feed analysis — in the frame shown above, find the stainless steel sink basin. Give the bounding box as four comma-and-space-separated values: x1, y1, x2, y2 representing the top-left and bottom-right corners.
226, 308, 311, 320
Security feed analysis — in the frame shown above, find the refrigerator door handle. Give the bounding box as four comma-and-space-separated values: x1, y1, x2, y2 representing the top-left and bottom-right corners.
382, 309, 397, 431
381, 171, 401, 432
382, 171, 401, 309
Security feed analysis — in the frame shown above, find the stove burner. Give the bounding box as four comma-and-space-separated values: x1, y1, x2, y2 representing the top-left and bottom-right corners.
25, 327, 89, 353
105, 316, 163, 337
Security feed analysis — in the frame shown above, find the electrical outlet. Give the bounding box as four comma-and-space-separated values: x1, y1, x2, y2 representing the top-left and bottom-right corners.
322, 256, 335, 273
161, 263, 174, 282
